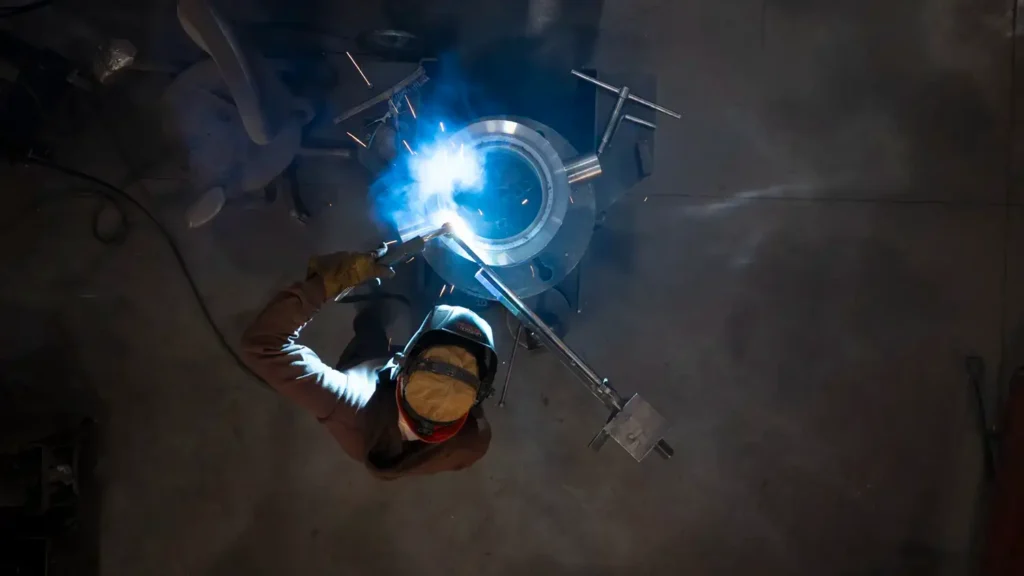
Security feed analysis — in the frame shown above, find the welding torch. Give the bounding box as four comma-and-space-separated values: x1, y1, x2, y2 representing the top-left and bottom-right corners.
335, 223, 453, 301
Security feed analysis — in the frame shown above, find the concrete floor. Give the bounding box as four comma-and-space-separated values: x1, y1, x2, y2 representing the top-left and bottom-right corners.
2, 0, 1022, 573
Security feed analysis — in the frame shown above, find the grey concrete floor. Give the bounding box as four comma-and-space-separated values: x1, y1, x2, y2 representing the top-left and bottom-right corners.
2, 0, 1022, 574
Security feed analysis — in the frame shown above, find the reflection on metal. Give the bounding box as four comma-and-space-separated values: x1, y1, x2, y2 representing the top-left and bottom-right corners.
570, 69, 682, 118
93, 38, 136, 84
418, 116, 597, 300
563, 154, 602, 185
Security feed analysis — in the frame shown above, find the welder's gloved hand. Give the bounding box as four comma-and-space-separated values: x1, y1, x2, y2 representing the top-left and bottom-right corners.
307, 251, 394, 300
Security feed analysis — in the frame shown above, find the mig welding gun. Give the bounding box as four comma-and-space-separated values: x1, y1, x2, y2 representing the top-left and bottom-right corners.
330, 223, 454, 300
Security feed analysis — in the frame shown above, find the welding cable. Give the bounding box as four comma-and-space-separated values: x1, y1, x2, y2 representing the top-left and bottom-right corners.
17, 156, 267, 386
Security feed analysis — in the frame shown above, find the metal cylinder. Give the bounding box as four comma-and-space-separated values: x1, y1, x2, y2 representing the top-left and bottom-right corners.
563, 154, 603, 185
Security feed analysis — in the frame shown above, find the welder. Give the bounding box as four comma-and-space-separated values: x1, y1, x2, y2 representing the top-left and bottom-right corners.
241, 251, 498, 480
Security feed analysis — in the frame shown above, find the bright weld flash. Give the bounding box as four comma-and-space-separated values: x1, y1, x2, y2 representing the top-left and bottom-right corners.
409, 141, 484, 198
388, 133, 487, 252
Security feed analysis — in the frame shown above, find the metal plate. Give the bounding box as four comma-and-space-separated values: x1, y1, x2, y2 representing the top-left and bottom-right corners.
602, 394, 670, 462
426, 116, 596, 300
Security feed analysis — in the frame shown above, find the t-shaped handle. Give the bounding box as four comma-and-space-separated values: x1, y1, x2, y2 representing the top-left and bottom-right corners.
571, 70, 681, 155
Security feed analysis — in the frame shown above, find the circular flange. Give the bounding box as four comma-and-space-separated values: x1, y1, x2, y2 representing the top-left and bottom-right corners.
435, 118, 572, 267
425, 116, 596, 300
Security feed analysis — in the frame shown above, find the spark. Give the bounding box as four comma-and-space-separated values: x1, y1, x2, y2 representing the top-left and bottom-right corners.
478, 209, 484, 216
521, 199, 529, 205
530, 265, 536, 278
403, 140, 416, 155
569, 195, 574, 204
346, 51, 372, 88
404, 94, 417, 118
432, 211, 473, 239
346, 132, 367, 148
410, 145, 483, 198
644, 196, 648, 202
439, 285, 448, 297
388, 337, 392, 348
384, 239, 397, 247
439, 122, 446, 132
389, 99, 400, 115
406, 256, 416, 263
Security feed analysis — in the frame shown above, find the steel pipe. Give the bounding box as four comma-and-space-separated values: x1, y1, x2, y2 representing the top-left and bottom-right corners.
563, 154, 603, 185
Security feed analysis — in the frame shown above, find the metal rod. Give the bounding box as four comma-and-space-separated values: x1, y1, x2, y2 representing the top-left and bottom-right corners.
598, 86, 630, 155
346, 51, 373, 88
498, 324, 523, 407
450, 235, 623, 412
623, 114, 656, 129
571, 69, 682, 119
564, 154, 603, 184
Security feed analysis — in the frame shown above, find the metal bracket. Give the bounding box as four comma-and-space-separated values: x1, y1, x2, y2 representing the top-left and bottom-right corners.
590, 394, 672, 462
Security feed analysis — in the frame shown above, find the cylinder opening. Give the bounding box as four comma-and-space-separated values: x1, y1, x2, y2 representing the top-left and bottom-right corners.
453, 145, 544, 241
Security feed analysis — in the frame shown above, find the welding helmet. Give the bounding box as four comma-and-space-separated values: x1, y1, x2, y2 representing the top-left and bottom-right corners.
394, 305, 498, 443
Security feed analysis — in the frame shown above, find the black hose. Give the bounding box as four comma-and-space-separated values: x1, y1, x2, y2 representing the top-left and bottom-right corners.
17, 157, 411, 388
19, 156, 265, 385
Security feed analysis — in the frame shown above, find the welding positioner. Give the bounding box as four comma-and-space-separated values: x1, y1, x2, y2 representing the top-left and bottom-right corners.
450, 234, 673, 463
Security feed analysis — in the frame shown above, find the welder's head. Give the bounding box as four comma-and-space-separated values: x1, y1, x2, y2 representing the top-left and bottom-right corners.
396, 305, 498, 443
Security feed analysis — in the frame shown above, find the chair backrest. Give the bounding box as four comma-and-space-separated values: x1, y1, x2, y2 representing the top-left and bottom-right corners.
177, 0, 292, 145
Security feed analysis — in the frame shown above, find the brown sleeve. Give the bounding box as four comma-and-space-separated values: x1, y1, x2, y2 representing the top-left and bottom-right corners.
241, 278, 377, 421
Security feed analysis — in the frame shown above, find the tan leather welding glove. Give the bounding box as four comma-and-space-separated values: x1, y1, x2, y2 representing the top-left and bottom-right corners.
307, 251, 394, 300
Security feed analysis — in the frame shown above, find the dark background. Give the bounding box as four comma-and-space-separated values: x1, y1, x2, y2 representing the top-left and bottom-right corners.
1, 0, 1022, 574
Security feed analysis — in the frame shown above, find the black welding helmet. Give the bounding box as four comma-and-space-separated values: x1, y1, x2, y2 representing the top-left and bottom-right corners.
393, 305, 499, 442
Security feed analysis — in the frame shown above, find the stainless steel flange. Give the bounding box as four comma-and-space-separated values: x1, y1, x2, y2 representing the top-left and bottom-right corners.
412, 116, 597, 300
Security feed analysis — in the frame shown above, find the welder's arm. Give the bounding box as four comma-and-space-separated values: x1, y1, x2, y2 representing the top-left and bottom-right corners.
240, 252, 391, 418
240, 278, 372, 417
